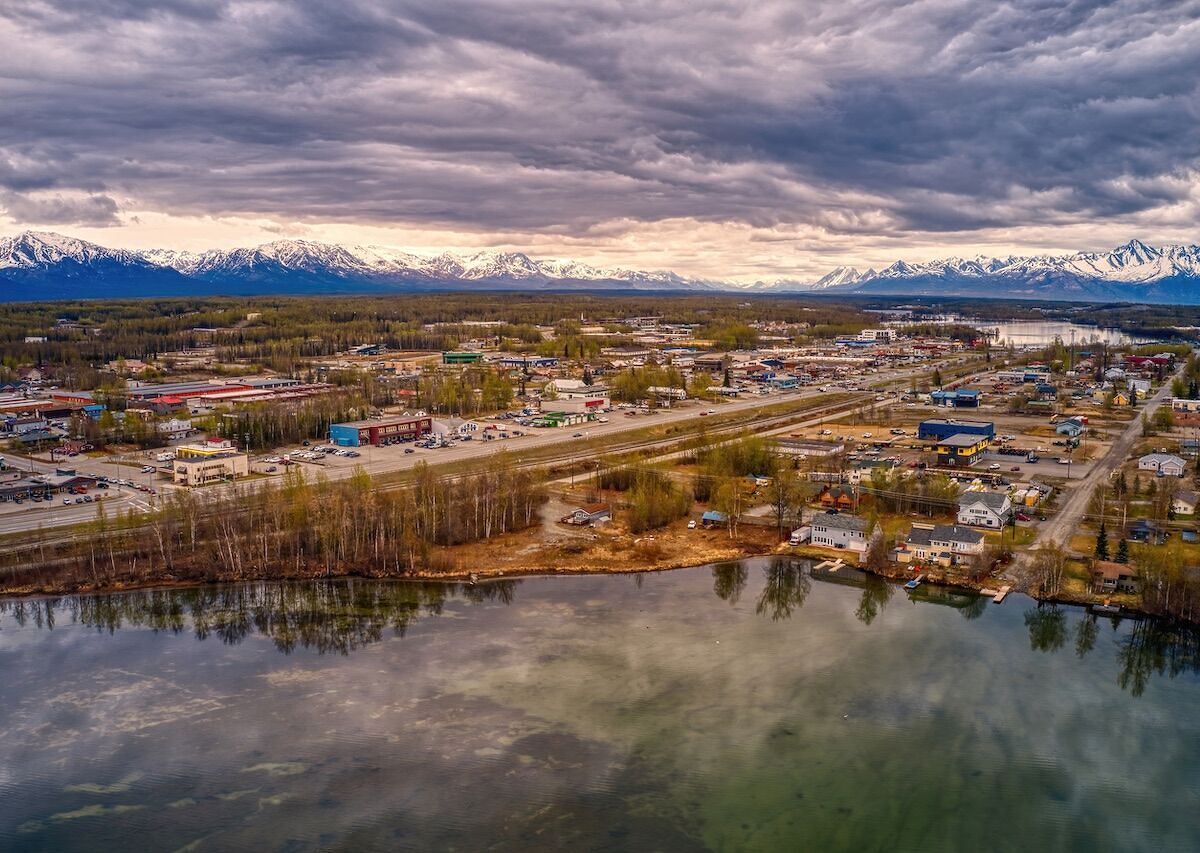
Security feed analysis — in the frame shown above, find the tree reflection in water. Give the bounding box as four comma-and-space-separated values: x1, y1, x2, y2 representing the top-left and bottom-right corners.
1020, 602, 1200, 697
0, 579, 521, 656
855, 574, 894, 626
1024, 603, 1068, 653
755, 557, 811, 622
711, 561, 748, 606
1117, 618, 1200, 698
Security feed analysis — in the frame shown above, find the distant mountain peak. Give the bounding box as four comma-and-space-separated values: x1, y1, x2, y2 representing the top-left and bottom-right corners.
809, 239, 1200, 302
4, 231, 1200, 303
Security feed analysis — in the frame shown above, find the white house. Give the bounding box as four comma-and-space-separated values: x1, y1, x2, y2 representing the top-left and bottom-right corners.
898, 524, 985, 566
957, 491, 1013, 529
1127, 378, 1151, 396
1172, 489, 1198, 516
810, 513, 873, 554
1138, 453, 1187, 477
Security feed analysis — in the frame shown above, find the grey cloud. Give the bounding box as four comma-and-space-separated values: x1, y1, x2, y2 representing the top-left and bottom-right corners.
0, 0, 1196, 238
0, 191, 121, 227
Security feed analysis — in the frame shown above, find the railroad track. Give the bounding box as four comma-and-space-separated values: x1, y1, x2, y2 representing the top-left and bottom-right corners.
0, 394, 873, 562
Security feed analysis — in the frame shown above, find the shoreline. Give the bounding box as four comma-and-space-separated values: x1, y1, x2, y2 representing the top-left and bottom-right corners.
0, 543, 1158, 624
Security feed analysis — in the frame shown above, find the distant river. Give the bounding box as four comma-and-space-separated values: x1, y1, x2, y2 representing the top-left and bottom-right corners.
2, 561, 1199, 852
976, 320, 1154, 348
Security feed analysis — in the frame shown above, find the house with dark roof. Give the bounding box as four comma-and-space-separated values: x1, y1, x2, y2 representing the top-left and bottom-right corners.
896, 523, 986, 567
810, 512, 874, 554
935, 433, 989, 466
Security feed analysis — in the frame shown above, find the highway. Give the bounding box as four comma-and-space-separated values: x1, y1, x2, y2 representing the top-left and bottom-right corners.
0, 359, 950, 540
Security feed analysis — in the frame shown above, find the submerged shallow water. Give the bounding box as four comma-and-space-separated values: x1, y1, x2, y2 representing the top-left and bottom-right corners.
2, 559, 1199, 852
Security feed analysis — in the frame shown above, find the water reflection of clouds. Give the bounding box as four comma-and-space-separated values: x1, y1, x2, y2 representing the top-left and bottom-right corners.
4, 565, 1200, 848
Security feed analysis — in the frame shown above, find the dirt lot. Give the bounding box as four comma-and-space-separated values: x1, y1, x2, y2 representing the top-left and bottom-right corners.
419, 517, 781, 580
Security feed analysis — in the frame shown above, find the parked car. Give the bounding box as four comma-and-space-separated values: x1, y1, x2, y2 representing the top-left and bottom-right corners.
687, 520, 697, 529
404, 448, 415, 454
988, 463, 1001, 471
1015, 512, 1032, 522
1010, 466, 1021, 472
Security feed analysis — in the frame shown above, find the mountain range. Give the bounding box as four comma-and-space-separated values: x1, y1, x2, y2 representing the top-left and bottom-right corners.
2, 231, 1200, 303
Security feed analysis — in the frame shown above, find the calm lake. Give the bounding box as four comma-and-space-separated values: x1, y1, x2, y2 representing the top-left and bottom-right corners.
976, 320, 1153, 348
2, 559, 1200, 852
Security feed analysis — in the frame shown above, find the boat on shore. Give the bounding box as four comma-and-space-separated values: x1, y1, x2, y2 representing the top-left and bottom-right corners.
904, 575, 924, 591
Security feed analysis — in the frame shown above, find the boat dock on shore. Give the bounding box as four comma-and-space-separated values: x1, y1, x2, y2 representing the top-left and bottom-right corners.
814, 558, 846, 572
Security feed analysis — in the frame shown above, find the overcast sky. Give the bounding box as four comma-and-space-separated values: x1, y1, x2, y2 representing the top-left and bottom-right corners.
2, 0, 1198, 281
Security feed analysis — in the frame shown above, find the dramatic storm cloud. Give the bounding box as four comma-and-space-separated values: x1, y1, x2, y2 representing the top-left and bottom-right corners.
1, 0, 1198, 278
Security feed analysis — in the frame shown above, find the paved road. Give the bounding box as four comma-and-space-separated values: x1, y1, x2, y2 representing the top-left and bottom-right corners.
0, 488, 152, 535
1027, 368, 1183, 555
0, 360, 948, 538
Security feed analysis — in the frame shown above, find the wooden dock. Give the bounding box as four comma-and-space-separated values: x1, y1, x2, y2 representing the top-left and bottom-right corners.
814, 558, 846, 572
993, 585, 1011, 603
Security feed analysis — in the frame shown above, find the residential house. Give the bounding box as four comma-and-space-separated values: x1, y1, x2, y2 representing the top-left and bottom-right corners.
957, 491, 1013, 529
563, 503, 612, 526
701, 510, 729, 529
848, 459, 898, 485
1172, 489, 1198, 517
1138, 452, 1187, 477
1055, 417, 1086, 438
818, 485, 855, 510
810, 512, 873, 554
1127, 378, 1151, 397
1091, 561, 1139, 594
896, 523, 986, 566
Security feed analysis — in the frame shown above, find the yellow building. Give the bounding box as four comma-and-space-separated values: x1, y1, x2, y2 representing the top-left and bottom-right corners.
172, 438, 249, 486
935, 433, 989, 466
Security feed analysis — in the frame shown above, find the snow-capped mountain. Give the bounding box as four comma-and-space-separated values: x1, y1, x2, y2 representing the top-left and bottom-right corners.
815, 240, 1200, 302
810, 266, 871, 289
4, 231, 1200, 303
0, 231, 717, 299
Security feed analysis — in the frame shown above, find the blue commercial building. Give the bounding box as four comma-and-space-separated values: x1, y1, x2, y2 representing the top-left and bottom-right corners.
329, 416, 432, 447
918, 418, 994, 442
930, 389, 980, 408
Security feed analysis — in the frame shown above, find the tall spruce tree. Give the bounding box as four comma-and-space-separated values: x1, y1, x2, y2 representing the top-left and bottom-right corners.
1094, 523, 1109, 561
